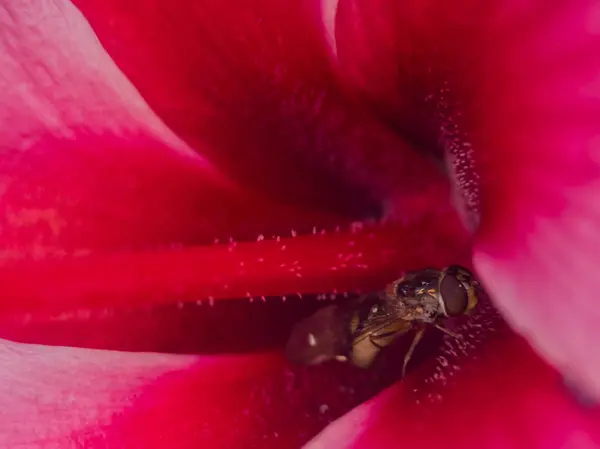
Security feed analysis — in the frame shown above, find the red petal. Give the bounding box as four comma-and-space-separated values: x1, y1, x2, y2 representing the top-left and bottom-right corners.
0, 219, 469, 317
0, 215, 471, 357
306, 305, 600, 449
71, 0, 444, 218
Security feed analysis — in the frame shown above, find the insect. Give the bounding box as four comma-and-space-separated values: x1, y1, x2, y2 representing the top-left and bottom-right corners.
285, 265, 481, 377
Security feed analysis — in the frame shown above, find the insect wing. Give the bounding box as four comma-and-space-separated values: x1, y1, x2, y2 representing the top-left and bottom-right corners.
349, 315, 413, 368
285, 305, 351, 366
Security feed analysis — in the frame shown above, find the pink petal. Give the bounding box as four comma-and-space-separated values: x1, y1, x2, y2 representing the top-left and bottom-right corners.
0, 340, 291, 447
333, 0, 600, 400
0, 0, 350, 258
306, 304, 600, 449
470, 0, 600, 401
0, 340, 202, 446
71, 0, 446, 218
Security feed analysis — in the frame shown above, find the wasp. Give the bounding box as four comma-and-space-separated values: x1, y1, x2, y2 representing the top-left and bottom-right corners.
285, 265, 481, 377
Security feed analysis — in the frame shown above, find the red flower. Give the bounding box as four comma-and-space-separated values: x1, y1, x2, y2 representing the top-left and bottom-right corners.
1, 0, 599, 447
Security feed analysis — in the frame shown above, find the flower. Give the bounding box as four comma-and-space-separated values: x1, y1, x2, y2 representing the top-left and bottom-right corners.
1, 0, 599, 448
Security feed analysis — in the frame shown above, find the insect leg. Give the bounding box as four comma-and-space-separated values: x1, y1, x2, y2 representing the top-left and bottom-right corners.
434, 324, 461, 339
402, 326, 426, 378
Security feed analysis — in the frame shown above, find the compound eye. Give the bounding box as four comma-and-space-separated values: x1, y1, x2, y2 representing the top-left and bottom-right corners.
446, 265, 474, 285
439, 273, 468, 316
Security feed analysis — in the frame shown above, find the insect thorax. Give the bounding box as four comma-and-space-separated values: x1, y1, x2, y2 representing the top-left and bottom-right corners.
384, 292, 440, 323
385, 269, 445, 323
